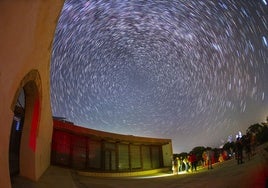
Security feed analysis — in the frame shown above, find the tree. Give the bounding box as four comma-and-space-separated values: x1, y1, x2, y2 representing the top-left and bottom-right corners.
190, 146, 206, 161
223, 141, 235, 151
247, 123, 268, 145
173, 152, 188, 160
259, 124, 268, 143
247, 123, 263, 134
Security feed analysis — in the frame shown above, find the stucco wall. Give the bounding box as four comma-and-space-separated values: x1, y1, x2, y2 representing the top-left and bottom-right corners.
0, 1, 64, 188
162, 142, 173, 167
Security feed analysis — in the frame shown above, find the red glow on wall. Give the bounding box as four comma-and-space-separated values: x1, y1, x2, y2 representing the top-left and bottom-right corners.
52, 130, 71, 154
29, 97, 40, 152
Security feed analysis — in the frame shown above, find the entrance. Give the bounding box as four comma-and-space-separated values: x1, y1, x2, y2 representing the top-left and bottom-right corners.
105, 150, 116, 171
9, 71, 42, 182
9, 90, 25, 177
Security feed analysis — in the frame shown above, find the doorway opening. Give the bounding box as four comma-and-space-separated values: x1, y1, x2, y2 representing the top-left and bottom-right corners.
105, 150, 116, 171
9, 90, 25, 177
9, 70, 42, 183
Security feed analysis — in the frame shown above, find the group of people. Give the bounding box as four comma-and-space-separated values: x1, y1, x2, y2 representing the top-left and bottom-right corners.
171, 132, 256, 175
202, 148, 214, 170
172, 149, 216, 174
235, 132, 254, 165
172, 152, 198, 174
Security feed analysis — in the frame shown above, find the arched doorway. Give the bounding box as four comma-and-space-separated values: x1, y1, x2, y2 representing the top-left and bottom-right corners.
9, 70, 41, 181
9, 89, 25, 177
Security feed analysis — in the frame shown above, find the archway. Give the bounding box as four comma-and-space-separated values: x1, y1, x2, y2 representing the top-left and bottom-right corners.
9, 70, 41, 181
9, 89, 25, 178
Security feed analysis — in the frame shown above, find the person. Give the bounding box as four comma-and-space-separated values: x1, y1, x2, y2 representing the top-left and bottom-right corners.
235, 137, 244, 164
206, 148, 213, 169
245, 133, 251, 160
172, 157, 178, 174
187, 154, 192, 171
179, 157, 184, 172
172, 158, 175, 174
218, 153, 224, 163
192, 153, 197, 171
250, 132, 256, 155
188, 153, 197, 172
174, 157, 179, 174
202, 150, 207, 167
183, 157, 189, 172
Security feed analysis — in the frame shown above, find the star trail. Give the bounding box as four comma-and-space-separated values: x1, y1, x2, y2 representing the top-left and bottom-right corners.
51, 0, 268, 152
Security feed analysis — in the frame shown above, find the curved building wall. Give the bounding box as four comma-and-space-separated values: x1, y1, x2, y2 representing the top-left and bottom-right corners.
51, 119, 173, 172
0, 1, 64, 188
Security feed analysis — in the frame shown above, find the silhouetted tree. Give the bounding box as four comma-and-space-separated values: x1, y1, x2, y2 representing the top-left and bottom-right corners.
247, 123, 263, 134
178, 152, 188, 158
259, 124, 268, 143
223, 141, 235, 151
173, 152, 189, 160
190, 146, 206, 162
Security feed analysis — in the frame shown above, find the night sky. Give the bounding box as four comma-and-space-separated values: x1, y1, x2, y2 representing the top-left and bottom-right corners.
51, 0, 268, 153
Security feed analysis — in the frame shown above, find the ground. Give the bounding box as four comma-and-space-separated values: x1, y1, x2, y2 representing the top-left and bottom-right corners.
12, 143, 268, 188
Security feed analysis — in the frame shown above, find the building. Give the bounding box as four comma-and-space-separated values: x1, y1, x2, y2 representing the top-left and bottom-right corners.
0, 2, 173, 187
1, 2, 65, 188
51, 119, 172, 172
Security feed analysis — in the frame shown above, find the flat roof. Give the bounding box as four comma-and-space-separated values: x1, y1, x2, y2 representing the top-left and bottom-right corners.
53, 119, 171, 145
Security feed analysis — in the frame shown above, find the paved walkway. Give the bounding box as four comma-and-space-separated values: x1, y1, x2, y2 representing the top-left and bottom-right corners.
12, 143, 268, 188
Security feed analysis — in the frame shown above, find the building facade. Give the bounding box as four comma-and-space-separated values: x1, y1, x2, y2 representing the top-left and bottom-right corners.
0, 2, 65, 188
51, 119, 173, 172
